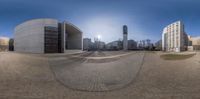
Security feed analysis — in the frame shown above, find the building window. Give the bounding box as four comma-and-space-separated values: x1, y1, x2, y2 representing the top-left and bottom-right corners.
44, 26, 59, 53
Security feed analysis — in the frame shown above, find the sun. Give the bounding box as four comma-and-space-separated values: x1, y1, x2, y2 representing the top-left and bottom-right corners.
97, 35, 101, 40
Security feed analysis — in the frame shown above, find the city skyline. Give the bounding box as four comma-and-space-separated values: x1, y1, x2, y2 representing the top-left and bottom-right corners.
1, 0, 200, 43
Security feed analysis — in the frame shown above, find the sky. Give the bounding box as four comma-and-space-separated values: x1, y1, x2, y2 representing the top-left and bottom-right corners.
0, 0, 200, 43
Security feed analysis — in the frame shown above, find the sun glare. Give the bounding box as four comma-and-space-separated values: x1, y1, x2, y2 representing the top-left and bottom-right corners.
97, 35, 101, 39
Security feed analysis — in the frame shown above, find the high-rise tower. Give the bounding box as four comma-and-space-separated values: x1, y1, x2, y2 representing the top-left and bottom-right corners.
123, 25, 128, 50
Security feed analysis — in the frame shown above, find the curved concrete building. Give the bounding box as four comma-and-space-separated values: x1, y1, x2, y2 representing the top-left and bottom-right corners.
14, 18, 82, 53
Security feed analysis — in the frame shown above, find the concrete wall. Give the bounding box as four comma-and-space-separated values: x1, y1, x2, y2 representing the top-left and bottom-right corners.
14, 19, 58, 53
67, 32, 82, 49
65, 22, 82, 50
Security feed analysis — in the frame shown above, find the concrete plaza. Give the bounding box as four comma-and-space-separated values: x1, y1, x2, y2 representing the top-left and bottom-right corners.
0, 51, 200, 99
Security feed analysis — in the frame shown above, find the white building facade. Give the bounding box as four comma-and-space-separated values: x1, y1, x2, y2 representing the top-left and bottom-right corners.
162, 21, 188, 52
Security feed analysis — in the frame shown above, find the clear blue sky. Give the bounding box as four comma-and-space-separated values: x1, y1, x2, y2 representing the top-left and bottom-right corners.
0, 0, 200, 43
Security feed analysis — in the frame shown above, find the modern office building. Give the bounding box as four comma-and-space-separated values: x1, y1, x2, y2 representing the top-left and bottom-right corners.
0, 37, 10, 51
14, 18, 82, 53
123, 25, 128, 50
162, 21, 188, 52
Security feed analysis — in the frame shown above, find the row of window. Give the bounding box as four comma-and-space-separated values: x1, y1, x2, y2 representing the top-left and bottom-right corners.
44, 26, 59, 53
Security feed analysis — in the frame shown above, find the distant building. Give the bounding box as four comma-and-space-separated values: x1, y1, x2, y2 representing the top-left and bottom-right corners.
137, 39, 153, 50
14, 18, 82, 53
83, 38, 92, 51
145, 39, 151, 47
128, 40, 137, 50
123, 25, 128, 50
93, 37, 105, 50
155, 40, 162, 50
137, 41, 143, 49
98, 41, 106, 50
106, 40, 123, 50
188, 36, 200, 51
0, 37, 10, 51
162, 21, 188, 52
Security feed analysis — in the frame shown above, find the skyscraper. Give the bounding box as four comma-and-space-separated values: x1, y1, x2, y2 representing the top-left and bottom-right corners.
123, 25, 128, 50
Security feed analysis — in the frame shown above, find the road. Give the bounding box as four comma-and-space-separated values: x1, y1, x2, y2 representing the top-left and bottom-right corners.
0, 51, 200, 99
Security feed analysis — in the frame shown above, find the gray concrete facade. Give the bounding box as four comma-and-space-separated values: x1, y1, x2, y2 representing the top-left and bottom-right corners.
14, 18, 82, 53
63, 22, 82, 50
14, 19, 58, 53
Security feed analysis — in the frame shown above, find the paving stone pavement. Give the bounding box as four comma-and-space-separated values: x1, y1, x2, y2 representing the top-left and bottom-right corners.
48, 52, 145, 91
0, 51, 200, 99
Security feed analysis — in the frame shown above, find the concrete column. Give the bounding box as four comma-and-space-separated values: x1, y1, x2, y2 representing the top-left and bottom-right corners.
61, 21, 66, 53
